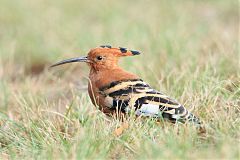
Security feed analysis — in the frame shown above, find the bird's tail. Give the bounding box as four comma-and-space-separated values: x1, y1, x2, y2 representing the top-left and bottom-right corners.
187, 112, 201, 125
186, 113, 205, 133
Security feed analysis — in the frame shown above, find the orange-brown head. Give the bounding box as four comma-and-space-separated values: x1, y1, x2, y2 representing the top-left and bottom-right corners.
50, 45, 140, 71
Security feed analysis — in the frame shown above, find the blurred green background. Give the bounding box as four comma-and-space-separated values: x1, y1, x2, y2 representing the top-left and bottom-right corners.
0, 0, 238, 73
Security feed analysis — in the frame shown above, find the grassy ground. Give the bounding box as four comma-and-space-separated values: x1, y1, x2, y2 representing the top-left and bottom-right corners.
0, 0, 239, 159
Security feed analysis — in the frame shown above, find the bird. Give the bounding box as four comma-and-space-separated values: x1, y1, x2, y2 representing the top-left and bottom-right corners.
51, 45, 202, 129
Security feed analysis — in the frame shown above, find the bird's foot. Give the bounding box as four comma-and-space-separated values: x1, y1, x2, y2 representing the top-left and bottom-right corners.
114, 122, 129, 136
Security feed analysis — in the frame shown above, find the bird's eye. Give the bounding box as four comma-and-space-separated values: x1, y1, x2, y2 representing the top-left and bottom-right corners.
96, 56, 103, 61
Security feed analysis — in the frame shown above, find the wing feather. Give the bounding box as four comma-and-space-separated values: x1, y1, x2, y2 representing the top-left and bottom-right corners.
99, 79, 201, 125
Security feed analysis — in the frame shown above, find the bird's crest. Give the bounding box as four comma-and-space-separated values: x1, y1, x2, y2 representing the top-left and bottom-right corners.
97, 45, 141, 57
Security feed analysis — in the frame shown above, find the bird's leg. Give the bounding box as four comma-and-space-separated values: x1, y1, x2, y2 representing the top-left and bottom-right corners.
114, 121, 129, 136
113, 111, 129, 136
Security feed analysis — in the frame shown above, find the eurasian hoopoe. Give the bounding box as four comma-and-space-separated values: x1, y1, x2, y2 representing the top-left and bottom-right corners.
51, 45, 202, 128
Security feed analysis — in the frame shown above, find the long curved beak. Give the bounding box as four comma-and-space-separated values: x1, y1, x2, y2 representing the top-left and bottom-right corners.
50, 56, 88, 68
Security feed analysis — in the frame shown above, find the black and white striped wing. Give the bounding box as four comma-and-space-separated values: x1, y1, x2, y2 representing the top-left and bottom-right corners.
99, 79, 200, 125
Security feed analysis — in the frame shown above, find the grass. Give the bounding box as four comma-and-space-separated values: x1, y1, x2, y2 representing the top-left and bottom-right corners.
0, 0, 239, 159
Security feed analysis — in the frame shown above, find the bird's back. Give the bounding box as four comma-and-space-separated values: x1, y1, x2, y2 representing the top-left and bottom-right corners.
94, 77, 201, 126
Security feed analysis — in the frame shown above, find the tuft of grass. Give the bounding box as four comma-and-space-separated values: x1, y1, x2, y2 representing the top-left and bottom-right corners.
0, 0, 239, 159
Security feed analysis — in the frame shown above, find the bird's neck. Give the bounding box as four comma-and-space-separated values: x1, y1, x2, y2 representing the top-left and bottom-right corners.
89, 66, 139, 89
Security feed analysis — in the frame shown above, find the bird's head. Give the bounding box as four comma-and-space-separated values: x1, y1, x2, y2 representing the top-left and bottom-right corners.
50, 45, 140, 71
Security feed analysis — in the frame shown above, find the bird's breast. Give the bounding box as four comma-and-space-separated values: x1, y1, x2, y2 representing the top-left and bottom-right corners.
88, 81, 114, 115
